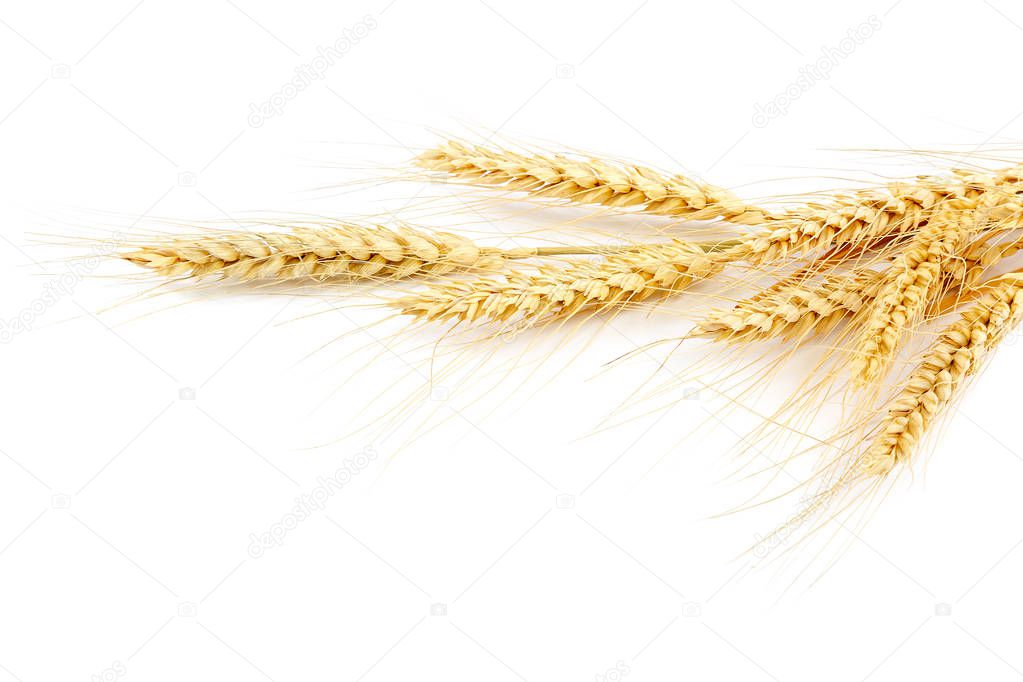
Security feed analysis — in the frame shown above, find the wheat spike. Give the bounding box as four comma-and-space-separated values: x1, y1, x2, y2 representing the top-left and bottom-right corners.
117, 223, 634, 284
848, 181, 1020, 384
728, 164, 1023, 264
722, 165, 1023, 265
852, 210, 969, 385
848, 271, 1023, 480
950, 233, 1023, 287
394, 239, 724, 327
694, 230, 1023, 344
709, 175, 1023, 351
416, 140, 772, 223
762, 272, 1023, 551
121, 223, 502, 282
419, 143, 1023, 295
422, 142, 1023, 259
693, 268, 888, 343
724, 178, 965, 266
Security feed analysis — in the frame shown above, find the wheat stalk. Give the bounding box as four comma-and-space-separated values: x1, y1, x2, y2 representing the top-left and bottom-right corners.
422, 141, 1023, 270
93, 137, 1023, 561
421, 140, 1023, 269
416, 140, 773, 223
421, 140, 1023, 274
415, 147, 1023, 348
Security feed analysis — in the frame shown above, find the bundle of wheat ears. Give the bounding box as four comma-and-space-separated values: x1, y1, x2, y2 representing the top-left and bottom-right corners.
107, 138, 1023, 560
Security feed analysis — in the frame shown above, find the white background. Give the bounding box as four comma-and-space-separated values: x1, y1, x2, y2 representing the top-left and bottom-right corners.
3, 1, 1023, 680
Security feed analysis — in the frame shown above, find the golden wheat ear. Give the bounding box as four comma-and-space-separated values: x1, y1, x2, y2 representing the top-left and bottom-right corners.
850, 168, 1023, 384
766, 270, 1023, 552
116, 223, 509, 283
860, 271, 1023, 472
694, 228, 1023, 347
693, 267, 887, 344
391, 238, 731, 329
113, 222, 660, 286
418, 142, 1023, 266
414, 139, 774, 224
850, 211, 973, 384
717, 163, 1023, 268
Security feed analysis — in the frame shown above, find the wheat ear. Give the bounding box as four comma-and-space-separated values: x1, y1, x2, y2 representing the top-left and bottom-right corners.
393, 239, 725, 327
844, 271, 1023, 483
762, 272, 1023, 548
722, 173, 976, 265
422, 143, 1023, 259
117, 223, 649, 284
684, 191, 944, 342
949, 232, 1023, 287
419, 143, 1023, 287
693, 230, 1023, 344
849, 187, 1009, 384
416, 140, 772, 224
393, 187, 942, 331
700, 164, 1020, 267
733, 164, 1023, 261
693, 268, 888, 343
